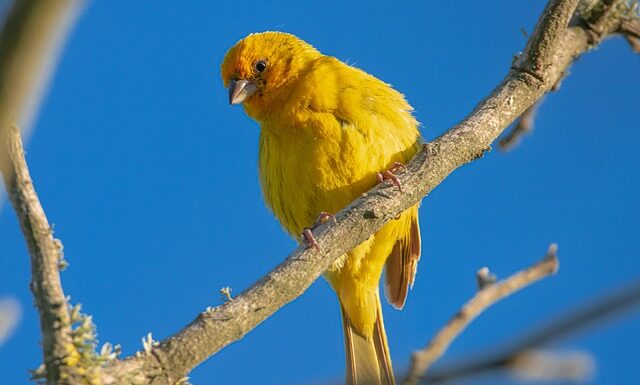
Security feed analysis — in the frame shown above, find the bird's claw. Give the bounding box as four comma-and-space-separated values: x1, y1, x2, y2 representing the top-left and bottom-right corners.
303, 228, 320, 250
302, 212, 336, 250
376, 162, 407, 192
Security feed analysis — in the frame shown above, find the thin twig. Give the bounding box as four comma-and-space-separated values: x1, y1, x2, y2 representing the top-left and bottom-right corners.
101, 1, 639, 383
620, 15, 640, 38
401, 245, 559, 385
579, 0, 640, 48
620, 17, 640, 52
0, 125, 72, 384
507, 349, 595, 382
422, 279, 640, 384
624, 35, 640, 51
499, 100, 542, 151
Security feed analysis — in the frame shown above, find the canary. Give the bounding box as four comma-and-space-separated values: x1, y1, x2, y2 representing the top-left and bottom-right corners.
221, 32, 422, 385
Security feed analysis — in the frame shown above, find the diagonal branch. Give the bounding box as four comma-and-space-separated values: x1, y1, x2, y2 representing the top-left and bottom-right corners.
104, 0, 633, 383
500, 0, 640, 150
401, 245, 560, 385
498, 99, 543, 151
620, 17, 640, 39
579, 0, 640, 51
1, 125, 72, 384
422, 279, 640, 384
620, 16, 640, 52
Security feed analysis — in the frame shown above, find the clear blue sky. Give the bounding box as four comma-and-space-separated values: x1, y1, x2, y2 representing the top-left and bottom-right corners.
1, 1, 639, 384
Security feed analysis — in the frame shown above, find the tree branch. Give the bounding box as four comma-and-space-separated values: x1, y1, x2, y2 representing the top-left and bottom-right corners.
620, 13, 640, 38
422, 279, 640, 384
620, 15, 640, 52
0, 125, 72, 384
578, 0, 640, 48
401, 245, 560, 385
498, 99, 543, 151
500, 0, 640, 151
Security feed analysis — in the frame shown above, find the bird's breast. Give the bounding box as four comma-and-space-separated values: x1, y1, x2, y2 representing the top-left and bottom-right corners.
258, 119, 383, 238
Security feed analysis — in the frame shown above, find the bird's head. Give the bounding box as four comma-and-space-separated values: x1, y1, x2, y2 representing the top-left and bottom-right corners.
221, 32, 321, 120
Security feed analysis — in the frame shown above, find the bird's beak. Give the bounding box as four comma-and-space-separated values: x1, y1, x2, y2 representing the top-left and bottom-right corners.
228, 79, 257, 105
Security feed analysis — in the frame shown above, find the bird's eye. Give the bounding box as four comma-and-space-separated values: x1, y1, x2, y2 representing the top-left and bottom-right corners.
255, 60, 267, 73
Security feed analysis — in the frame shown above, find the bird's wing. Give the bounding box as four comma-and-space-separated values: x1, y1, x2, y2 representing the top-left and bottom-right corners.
384, 208, 421, 309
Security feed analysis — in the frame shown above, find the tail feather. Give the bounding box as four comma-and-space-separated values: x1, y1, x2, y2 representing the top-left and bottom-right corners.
373, 297, 394, 385
341, 293, 396, 385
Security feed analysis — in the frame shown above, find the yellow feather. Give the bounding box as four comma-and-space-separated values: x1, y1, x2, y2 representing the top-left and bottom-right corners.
222, 32, 423, 385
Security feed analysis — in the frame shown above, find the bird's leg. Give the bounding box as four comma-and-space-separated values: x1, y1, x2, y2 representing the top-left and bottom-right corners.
302, 211, 337, 250
377, 161, 407, 192
302, 228, 319, 250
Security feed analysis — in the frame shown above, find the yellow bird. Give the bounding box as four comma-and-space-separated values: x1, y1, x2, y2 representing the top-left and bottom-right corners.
221, 32, 422, 385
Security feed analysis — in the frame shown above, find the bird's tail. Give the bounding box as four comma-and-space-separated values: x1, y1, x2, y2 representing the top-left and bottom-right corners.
341, 292, 395, 385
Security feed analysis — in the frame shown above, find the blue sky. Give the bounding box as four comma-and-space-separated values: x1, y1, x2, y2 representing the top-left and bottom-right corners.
1, 1, 639, 384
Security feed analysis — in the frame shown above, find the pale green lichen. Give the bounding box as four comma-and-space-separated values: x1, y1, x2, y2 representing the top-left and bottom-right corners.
141, 332, 159, 354
30, 303, 120, 385
54, 237, 69, 270
578, 0, 640, 22
219, 286, 233, 302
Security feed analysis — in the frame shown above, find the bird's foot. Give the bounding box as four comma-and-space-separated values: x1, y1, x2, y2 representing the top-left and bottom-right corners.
302, 212, 336, 250
376, 162, 407, 192
302, 228, 319, 250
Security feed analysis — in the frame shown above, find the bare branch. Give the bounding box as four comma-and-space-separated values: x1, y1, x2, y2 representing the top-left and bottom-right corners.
101, 1, 640, 383
401, 245, 559, 385
620, 17, 640, 38
0, 0, 81, 170
500, 0, 640, 151
0, 125, 72, 384
620, 16, 640, 52
515, 0, 581, 82
624, 35, 640, 51
578, 0, 640, 47
422, 280, 640, 384
508, 349, 595, 382
498, 100, 542, 151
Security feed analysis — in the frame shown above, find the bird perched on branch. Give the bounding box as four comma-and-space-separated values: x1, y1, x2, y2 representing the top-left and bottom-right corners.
221, 32, 423, 385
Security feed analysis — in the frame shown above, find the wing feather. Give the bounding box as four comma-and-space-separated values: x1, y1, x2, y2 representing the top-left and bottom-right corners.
384, 211, 421, 309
